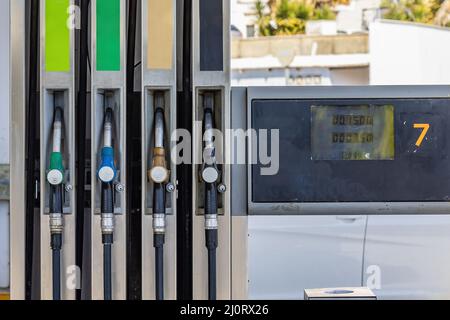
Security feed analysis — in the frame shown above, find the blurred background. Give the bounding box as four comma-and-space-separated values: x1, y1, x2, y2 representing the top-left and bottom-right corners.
230, 0, 450, 86
1, 0, 450, 299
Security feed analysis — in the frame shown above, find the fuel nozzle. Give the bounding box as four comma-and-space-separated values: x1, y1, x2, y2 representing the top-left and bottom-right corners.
148, 92, 169, 300
98, 107, 116, 237
149, 93, 169, 184
47, 106, 65, 300
201, 93, 220, 185
98, 105, 116, 301
48, 106, 65, 236
47, 107, 65, 186
98, 108, 117, 183
201, 92, 220, 301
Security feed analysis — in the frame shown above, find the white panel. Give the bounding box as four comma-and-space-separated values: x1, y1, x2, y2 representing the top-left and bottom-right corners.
370, 20, 450, 85
0, 202, 9, 288
0, 0, 9, 290
248, 215, 367, 299
363, 215, 450, 299
0, 0, 10, 164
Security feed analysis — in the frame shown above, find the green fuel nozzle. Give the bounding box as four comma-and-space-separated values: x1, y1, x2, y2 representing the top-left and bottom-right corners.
47, 107, 65, 185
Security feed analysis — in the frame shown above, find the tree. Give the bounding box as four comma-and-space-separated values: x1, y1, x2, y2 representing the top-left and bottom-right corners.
255, 0, 337, 36
434, 0, 450, 26
382, 0, 446, 24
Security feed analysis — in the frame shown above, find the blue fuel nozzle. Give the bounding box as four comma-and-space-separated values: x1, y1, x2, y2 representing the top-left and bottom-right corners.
98, 146, 116, 183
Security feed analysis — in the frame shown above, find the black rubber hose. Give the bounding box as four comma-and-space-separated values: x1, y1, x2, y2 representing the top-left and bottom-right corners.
153, 183, 166, 215
49, 184, 64, 215
101, 182, 114, 300
101, 182, 114, 214
51, 233, 62, 301
153, 183, 166, 300
49, 184, 63, 300
205, 182, 218, 217
154, 233, 165, 300
207, 241, 217, 301
103, 238, 113, 301
205, 182, 218, 300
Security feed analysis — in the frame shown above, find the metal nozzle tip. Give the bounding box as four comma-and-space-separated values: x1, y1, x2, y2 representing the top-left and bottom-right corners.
203, 92, 215, 111
54, 107, 63, 122
155, 92, 165, 111
104, 108, 113, 123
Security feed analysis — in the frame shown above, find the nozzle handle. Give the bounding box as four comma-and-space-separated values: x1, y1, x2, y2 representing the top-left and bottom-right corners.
98, 147, 117, 183
47, 152, 65, 185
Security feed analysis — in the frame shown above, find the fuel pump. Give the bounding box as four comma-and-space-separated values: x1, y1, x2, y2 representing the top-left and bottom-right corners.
90, 0, 127, 300
192, 0, 231, 300
47, 106, 65, 300
141, 0, 177, 300
148, 92, 170, 300
201, 93, 220, 300
97, 107, 117, 301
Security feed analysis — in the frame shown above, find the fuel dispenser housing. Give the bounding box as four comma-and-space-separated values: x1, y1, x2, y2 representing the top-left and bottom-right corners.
192, 0, 232, 300
141, 0, 178, 300
90, 0, 127, 300
39, 0, 76, 300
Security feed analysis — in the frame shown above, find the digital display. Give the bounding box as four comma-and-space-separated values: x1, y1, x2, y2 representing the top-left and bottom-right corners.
311, 105, 395, 160
252, 98, 450, 204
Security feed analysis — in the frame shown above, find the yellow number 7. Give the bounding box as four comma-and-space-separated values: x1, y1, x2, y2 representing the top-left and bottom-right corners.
413, 123, 430, 147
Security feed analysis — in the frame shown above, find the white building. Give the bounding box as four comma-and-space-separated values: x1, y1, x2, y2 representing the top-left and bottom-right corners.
335, 0, 381, 33
231, 33, 370, 86
370, 20, 450, 85
231, 0, 270, 38
231, 0, 383, 37
231, 17, 450, 86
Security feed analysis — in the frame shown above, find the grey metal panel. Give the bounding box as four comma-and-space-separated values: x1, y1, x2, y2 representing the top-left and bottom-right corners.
199, 0, 223, 71
247, 86, 450, 100
192, 0, 230, 87
246, 86, 450, 216
10, 0, 26, 300
231, 87, 247, 217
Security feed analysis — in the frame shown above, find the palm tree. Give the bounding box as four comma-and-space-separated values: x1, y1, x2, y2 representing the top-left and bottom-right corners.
268, 0, 278, 13
255, 0, 266, 19
435, 0, 450, 26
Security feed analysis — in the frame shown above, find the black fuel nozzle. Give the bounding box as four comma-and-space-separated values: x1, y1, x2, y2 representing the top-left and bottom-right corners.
48, 106, 65, 301
98, 105, 116, 301
201, 92, 220, 301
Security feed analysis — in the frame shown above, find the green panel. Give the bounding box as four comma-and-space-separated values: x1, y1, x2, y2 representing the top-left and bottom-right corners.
96, 0, 121, 71
45, 0, 70, 72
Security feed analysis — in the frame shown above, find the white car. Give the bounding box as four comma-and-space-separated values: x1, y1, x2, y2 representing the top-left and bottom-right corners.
248, 214, 450, 299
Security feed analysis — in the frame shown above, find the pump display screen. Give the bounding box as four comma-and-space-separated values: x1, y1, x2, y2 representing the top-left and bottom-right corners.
251, 98, 450, 203
311, 105, 395, 160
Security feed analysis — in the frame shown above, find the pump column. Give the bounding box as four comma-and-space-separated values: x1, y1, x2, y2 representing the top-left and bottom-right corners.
91, 0, 127, 300
141, 0, 178, 300
192, 0, 231, 300
39, 0, 76, 300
